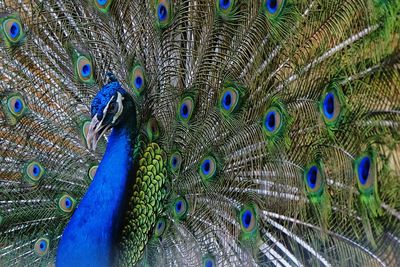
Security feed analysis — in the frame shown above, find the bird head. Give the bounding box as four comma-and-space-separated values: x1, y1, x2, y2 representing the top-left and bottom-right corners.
86, 81, 134, 150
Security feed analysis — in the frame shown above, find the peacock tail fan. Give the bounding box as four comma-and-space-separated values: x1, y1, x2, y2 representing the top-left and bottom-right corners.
0, 0, 399, 266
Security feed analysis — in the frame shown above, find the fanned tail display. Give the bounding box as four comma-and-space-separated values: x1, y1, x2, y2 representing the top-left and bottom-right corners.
0, 0, 399, 266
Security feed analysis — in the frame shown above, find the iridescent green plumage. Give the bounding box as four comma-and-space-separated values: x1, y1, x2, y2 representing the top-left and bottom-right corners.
0, 0, 399, 266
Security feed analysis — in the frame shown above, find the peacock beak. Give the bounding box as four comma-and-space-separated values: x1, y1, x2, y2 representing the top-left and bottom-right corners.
86, 115, 112, 151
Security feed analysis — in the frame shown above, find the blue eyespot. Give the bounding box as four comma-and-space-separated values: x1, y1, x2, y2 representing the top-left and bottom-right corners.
81, 64, 91, 78
358, 156, 370, 185
135, 76, 143, 89
219, 0, 231, 10
65, 197, 72, 209
323, 92, 335, 119
266, 0, 278, 14
39, 240, 47, 251
239, 206, 257, 233
175, 200, 182, 212
97, 0, 108, 5
178, 97, 194, 122
222, 91, 232, 110
201, 159, 211, 175
158, 4, 167, 21
13, 99, 22, 113
306, 166, 318, 189
173, 196, 188, 219
58, 194, 76, 213
34, 237, 49, 256
241, 210, 252, 229
265, 110, 277, 132
32, 164, 40, 177
199, 156, 217, 182
181, 103, 189, 118
9, 22, 20, 39
205, 258, 214, 267
170, 152, 182, 173
154, 217, 167, 237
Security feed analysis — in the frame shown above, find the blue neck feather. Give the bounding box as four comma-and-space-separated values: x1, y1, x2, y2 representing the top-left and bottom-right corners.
56, 119, 135, 267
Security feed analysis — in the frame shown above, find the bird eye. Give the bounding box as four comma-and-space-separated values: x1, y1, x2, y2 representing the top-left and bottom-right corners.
107, 102, 118, 113
34, 237, 50, 256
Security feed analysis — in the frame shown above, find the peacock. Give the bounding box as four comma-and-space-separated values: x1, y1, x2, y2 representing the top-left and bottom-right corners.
0, 0, 399, 266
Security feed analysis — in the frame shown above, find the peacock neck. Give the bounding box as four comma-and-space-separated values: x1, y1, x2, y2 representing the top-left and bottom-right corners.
56, 115, 136, 267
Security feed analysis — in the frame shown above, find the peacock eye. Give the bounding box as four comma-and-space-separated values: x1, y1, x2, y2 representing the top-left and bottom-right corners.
354, 154, 376, 194
263, 107, 282, 135
173, 196, 188, 219
263, 0, 284, 17
34, 237, 50, 256
58, 194, 77, 213
154, 217, 167, 238
94, 0, 112, 12
220, 87, 239, 115
88, 165, 98, 180
3, 18, 24, 44
7, 95, 25, 117
169, 151, 182, 173
178, 96, 194, 123
108, 101, 117, 113
146, 118, 160, 141
129, 64, 146, 95
320, 90, 342, 125
199, 156, 217, 182
155, 0, 173, 28
82, 120, 91, 146
239, 206, 257, 233
25, 161, 45, 184
304, 164, 324, 196
76, 56, 93, 82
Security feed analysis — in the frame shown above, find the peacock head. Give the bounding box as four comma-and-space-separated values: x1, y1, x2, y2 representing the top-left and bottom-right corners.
87, 80, 135, 150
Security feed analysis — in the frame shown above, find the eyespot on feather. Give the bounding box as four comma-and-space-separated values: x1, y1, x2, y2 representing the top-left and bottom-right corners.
178, 96, 194, 123
155, 0, 173, 28
172, 196, 188, 219
169, 151, 182, 173
199, 156, 217, 182
34, 237, 50, 256
262, 0, 285, 18
94, 0, 113, 13
129, 64, 146, 95
24, 161, 45, 184
76, 56, 93, 82
58, 194, 77, 213
1, 15, 25, 46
